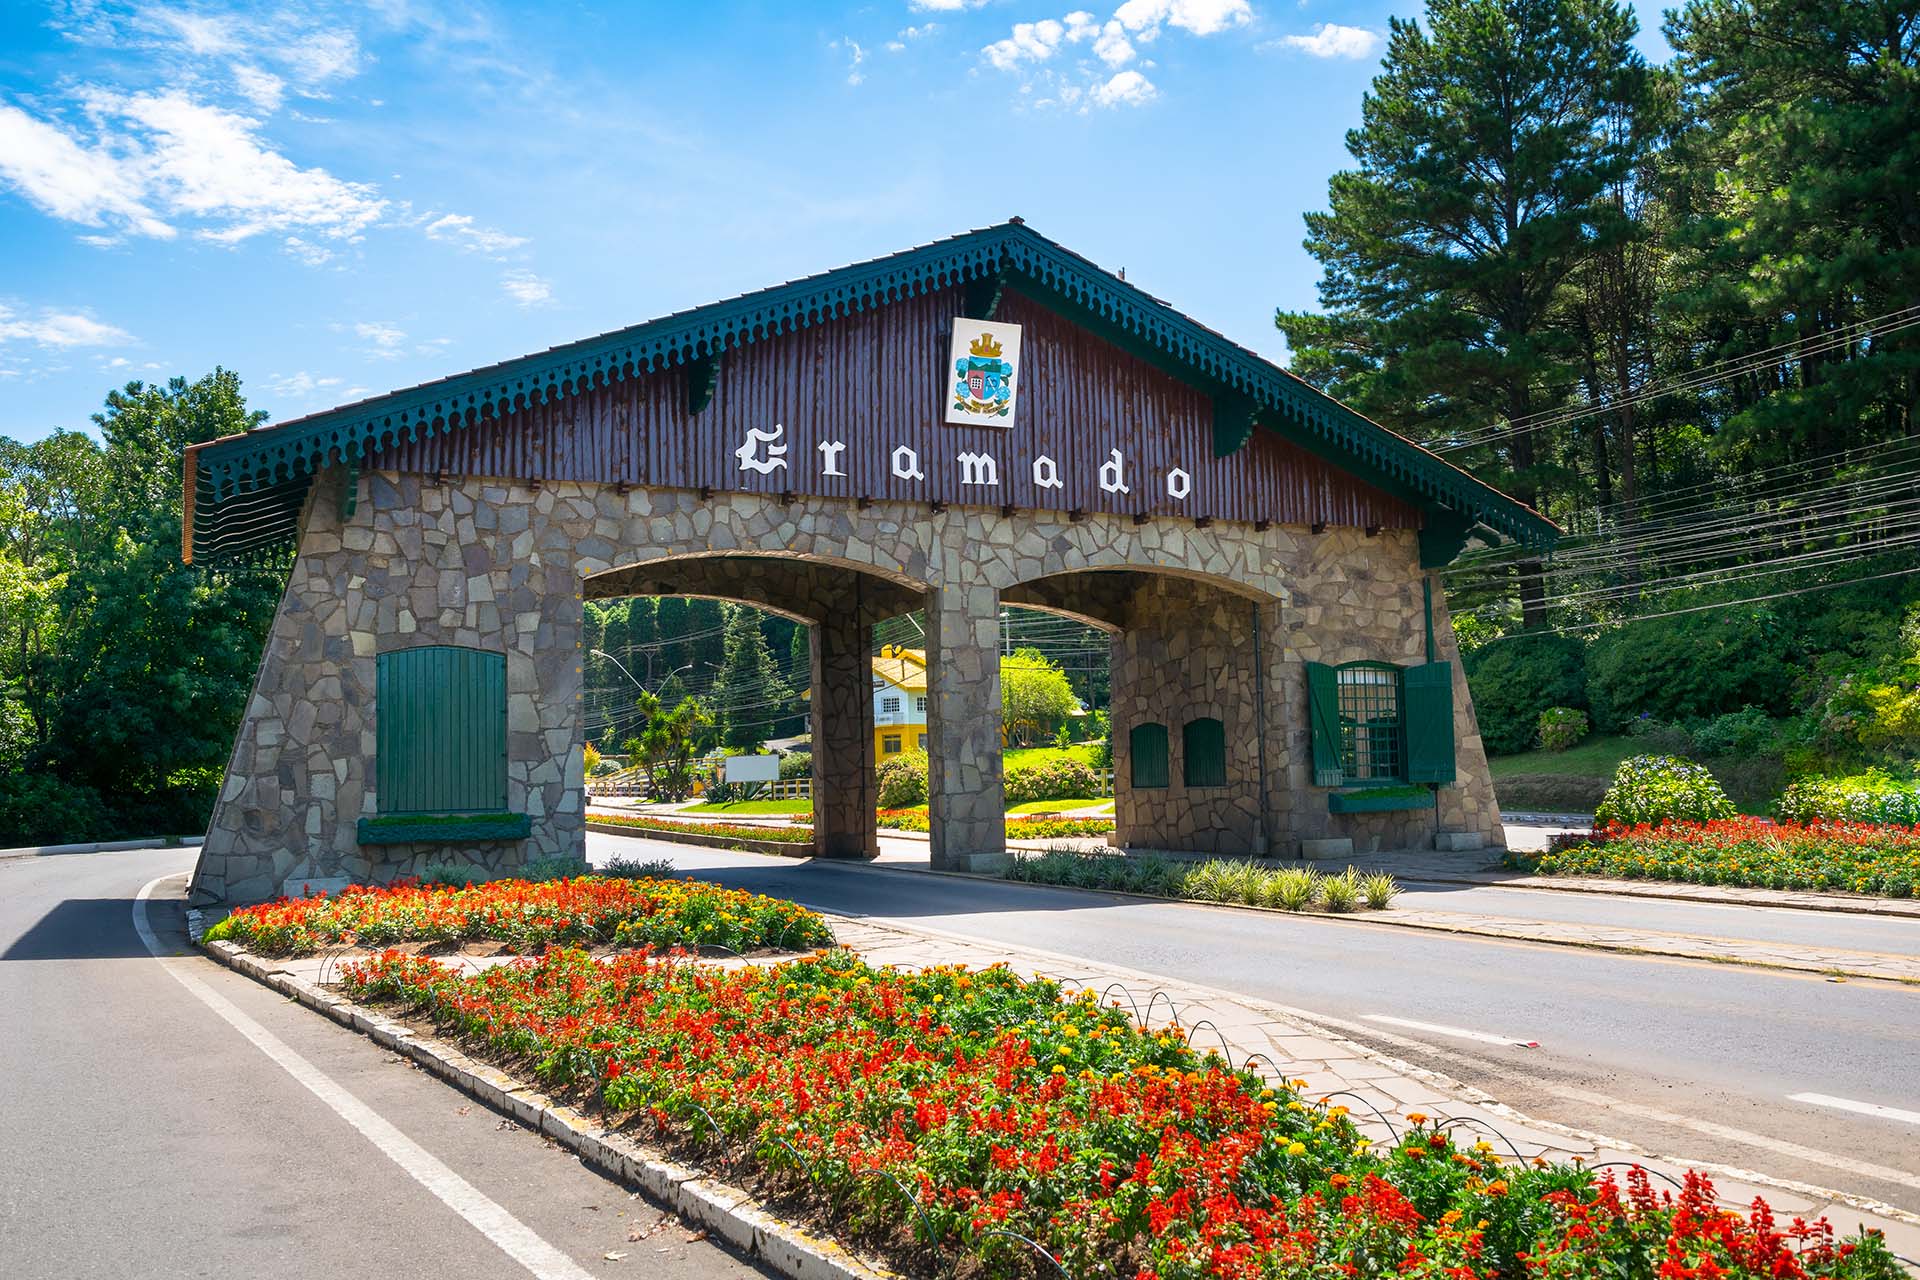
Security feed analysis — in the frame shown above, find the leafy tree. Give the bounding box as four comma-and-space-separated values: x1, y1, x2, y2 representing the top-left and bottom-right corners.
1277, 0, 1656, 626
1001, 649, 1078, 746
621, 692, 715, 802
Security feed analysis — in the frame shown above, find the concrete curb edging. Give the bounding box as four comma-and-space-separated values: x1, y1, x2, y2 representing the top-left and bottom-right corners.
192, 932, 896, 1280
0, 836, 203, 862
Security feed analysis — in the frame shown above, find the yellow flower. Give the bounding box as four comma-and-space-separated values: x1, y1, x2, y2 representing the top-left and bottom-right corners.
1285, 1141, 1307, 1157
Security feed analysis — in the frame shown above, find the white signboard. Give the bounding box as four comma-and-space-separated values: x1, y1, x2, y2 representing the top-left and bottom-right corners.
723, 754, 780, 784
946, 318, 1022, 428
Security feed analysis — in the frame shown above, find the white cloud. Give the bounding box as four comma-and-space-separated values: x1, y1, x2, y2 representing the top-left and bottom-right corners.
981, 1, 1245, 104
0, 303, 134, 348
231, 64, 286, 112
354, 320, 408, 357
1113, 0, 1252, 36
832, 37, 868, 85
910, 0, 988, 9
1279, 23, 1382, 59
0, 102, 173, 238
1092, 69, 1157, 106
424, 212, 528, 256
0, 90, 386, 249
265, 370, 344, 399
501, 270, 553, 307
888, 22, 940, 52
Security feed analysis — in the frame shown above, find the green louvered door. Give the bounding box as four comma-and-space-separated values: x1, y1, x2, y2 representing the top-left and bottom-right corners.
1304, 662, 1344, 786
1403, 661, 1456, 784
1182, 718, 1227, 787
1130, 722, 1170, 789
376, 646, 508, 814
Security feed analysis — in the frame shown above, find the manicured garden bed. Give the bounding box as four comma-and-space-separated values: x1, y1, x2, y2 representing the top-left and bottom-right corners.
589, 813, 815, 844
875, 809, 1116, 840
340, 945, 1898, 1280
681, 799, 815, 816
1509, 818, 1920, 897
1007, 849, 1397, 912
203, 875, 837, 955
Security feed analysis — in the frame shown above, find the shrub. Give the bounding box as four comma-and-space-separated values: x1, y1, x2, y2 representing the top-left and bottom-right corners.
0, 773, 116, 847
1691, 705, 1778, 758
1587, 607, 1799, 731
1319, 868, 1360, 912
1003, 756, 1099, 804
582, 743, 602, 775
1268, 867, 1319, 911
876, 750, 928, 808
1593, 755, 1737, 827
1775, 771, 1920, 826
1463, 633, 1588, 755
602, 855, 680, 880
777, 751, 812, 781
1537, 706, 1590, 752
421, 864, 489, 888
1361, 871, 1399, 909
1625, 715, 1696, 755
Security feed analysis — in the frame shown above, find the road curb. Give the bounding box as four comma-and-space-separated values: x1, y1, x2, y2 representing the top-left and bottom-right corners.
190, 927, 896, 1280
0, 836, 202, 862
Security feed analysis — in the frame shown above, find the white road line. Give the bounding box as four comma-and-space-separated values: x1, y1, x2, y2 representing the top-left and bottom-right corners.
1791, 1093, 1920, 1129
133, 875, 596, 1280
1363, 1014, 1538, 1048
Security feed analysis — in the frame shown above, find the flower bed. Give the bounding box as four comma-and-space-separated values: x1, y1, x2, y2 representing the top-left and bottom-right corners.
203, 875, 837, 955
1008, 850, 1397, 911
590, 813, 815, 844
874, 809, 1116, 840
340, 947, 1896, 1280
1511, 818, 1920, 897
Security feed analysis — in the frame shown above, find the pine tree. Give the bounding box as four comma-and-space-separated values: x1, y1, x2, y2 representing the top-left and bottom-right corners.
1277, 0, 1655, 627
711, 606, 794, 750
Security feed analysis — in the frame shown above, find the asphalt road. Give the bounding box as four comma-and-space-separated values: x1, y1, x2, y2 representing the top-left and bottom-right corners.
0, 847, 768, 1280
589, 834, 1920, 1220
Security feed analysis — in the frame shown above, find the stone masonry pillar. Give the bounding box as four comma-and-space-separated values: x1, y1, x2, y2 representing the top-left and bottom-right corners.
925, 582, 1007, 872
811, 610, 877, 859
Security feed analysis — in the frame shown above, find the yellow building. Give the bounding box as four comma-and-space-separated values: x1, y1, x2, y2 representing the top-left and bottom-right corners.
870, 645, 929, 760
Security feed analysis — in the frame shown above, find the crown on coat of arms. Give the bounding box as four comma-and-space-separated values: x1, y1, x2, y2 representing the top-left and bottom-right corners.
968, 331, 1003, 358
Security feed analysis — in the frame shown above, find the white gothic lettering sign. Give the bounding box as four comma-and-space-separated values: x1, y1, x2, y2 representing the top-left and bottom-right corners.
946, 318, 1022, 428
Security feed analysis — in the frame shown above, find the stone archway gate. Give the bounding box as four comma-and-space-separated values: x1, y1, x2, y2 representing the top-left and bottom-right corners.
182, 220, 1558, 903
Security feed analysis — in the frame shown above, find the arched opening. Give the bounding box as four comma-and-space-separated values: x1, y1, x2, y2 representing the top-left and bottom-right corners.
581, 552, 932, 860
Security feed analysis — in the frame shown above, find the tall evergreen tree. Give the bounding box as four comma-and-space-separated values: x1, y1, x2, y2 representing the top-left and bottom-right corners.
1277, 0, 1655, 627
710, 605, 794, 750
1664, 0, 1920, 463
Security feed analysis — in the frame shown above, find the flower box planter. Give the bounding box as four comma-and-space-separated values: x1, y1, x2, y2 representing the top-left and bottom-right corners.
356, 812, 531, 845
1327, 788, 1435, 815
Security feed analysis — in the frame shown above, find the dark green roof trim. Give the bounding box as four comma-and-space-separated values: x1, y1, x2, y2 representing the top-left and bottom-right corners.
188, 221, 1556, 562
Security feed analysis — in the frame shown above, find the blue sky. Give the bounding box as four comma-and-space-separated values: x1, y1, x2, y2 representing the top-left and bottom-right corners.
0, 0, 1671, 441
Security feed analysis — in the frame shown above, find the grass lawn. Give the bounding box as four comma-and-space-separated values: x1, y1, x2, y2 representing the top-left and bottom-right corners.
1007, 797, 1112, 815
1004, 743, 1102, 770
1488, 734, 1638, 779
682, 799, 813, 816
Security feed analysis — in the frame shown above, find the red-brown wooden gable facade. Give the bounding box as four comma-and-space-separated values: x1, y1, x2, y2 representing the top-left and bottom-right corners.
371, 284, 1418, 530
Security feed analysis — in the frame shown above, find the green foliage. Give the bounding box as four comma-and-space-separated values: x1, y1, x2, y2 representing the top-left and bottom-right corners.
777, 751, 811, 780
602, 855, 681, 880
1537, 706, 1591, 752
710, 605, 794, 751
0, 773, 115, 846
621, 692, 715, 802
1004, 851, 1398, 914
1689, 706, 1777, 758
1775, 771, 1920, 827
1587, 608, 1798, 731
1594, 754, 1737, 827
1000, 649, 1078, 747
1003, 756, 1099, 805
1087, 709, 1113, 769
876, 749, 928, 809
1465, 635, 1588, 755
1810, 610, 1920, 762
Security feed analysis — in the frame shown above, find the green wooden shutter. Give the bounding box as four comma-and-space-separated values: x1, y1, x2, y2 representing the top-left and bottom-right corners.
377, 646, 509, 814
1403, 661, 1456, 784
1305, 662, 1344, 786
1182, 717, 1227, 787
1129, 722, 1169, 789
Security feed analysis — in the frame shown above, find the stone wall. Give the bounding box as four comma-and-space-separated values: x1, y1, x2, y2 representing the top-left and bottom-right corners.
1108, 527, 1503, 857
192, 470, 1501, 902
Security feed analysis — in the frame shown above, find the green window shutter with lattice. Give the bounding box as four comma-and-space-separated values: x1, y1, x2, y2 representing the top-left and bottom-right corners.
1182, 717, 1227, 787
1305, 662, 1343, 786
1129, 722, 1169, 789
1403, 661, 1456, 784
376, 646, 509, 814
